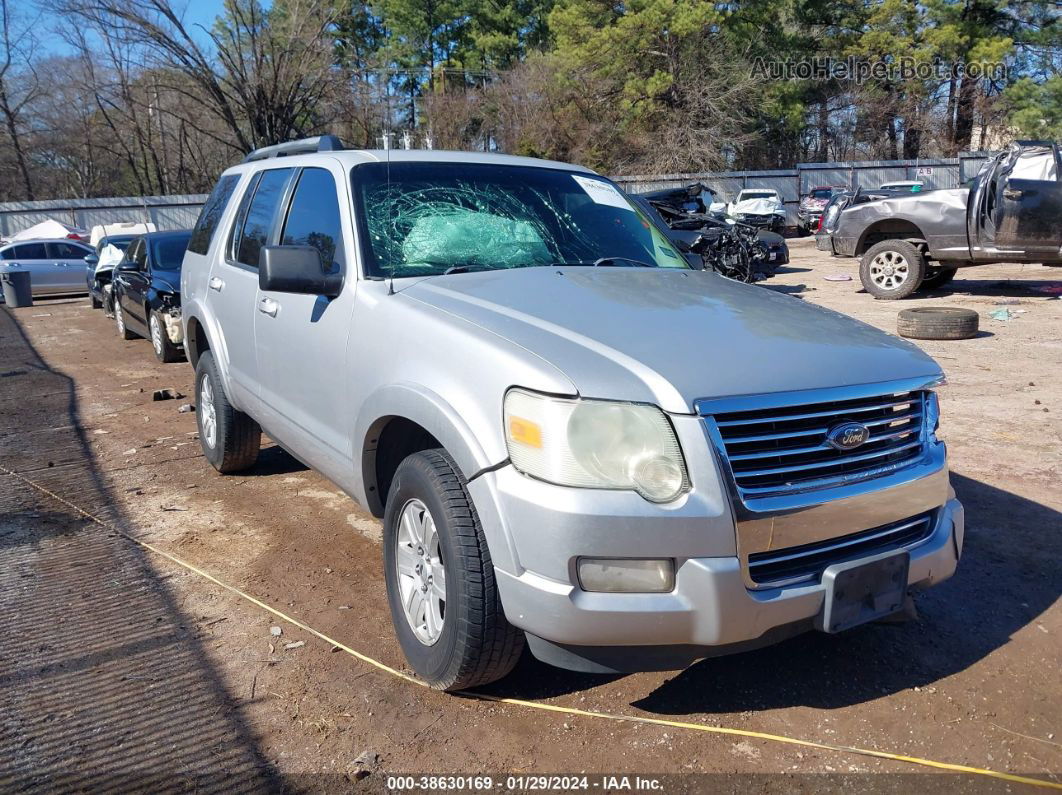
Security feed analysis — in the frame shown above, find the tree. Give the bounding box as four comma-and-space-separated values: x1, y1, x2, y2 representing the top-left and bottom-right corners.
0, 0, 40, 200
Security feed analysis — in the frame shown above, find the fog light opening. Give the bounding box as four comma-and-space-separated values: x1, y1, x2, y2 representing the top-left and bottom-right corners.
576, 557, 675, 593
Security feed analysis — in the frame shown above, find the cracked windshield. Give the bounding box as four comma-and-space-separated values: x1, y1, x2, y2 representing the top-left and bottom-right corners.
354, 162, 689, 278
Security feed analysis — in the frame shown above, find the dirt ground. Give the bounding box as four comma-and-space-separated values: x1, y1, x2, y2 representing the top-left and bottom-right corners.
1, 240, 1059, 792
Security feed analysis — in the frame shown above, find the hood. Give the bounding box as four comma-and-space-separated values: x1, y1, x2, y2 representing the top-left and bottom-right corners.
734, 197, 783, 215
404, 268, 942, 414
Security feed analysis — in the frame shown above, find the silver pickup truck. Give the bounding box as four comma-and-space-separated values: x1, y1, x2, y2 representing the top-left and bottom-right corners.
181, 137, 964, 690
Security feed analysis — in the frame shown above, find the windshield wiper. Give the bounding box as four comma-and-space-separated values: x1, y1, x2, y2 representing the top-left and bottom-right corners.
593, 256, 656, 268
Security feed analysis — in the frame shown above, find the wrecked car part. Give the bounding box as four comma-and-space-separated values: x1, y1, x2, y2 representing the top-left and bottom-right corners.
897, 307, 979, 340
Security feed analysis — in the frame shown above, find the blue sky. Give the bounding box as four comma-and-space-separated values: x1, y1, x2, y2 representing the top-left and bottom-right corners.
28, 0, 227, 55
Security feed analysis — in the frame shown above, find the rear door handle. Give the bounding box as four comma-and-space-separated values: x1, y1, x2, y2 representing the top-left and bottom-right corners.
1002, 188, 1023, 200
209, 276, 225, 292
258, 297, 279, 317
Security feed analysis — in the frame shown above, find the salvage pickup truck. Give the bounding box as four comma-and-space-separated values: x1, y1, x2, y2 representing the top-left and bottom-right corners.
822, 141, 1062, 298
182, 137, 963, 690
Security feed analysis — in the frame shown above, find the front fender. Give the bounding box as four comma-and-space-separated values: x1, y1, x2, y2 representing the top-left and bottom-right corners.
354, 382, 500, 511
353, 383, 522, 573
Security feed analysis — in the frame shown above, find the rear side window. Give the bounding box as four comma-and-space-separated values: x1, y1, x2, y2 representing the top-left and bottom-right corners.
188, 174, 240, 255
280, 168, 343, 272
234, 168, 293, 268
12, 243, 47, 260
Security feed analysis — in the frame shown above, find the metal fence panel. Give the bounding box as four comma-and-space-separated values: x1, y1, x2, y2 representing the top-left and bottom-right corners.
0, 194, 208, 239
150, 205, 203, 230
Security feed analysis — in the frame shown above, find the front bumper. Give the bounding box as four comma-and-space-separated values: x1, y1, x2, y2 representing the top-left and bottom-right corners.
472, 414, 962, 672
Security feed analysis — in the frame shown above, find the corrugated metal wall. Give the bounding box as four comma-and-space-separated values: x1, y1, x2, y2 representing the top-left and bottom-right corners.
1, 151, 1000, 236
0, 195, 208, 238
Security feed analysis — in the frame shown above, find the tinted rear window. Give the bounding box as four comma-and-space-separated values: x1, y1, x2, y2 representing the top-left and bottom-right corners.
188, 174, 240, 255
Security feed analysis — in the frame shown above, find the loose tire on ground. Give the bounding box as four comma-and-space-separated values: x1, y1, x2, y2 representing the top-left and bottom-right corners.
860, 239, 926, 299
194, 349, 261, 473
150, 309, 183, 363
383, 449, 524, 690
897, 307, 979, 340
920, 266, 958, 290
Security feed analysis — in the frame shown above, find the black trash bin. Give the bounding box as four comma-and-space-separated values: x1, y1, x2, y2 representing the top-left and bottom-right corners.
0, 267, 32, 307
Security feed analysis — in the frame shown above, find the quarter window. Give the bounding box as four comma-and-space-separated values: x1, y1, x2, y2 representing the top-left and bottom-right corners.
234, 168, 293, 268
280, 168, 344, 272
189, 174, 240, 255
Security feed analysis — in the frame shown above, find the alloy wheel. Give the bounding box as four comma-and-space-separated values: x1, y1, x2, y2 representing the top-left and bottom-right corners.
150, 314, 163, 355
394, 498, 446, 645
869, 251, 910, 291
199, 373, 217, 450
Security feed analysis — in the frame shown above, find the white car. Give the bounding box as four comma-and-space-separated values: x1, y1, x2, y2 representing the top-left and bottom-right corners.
727, 189, 786, 233
878, 180, 925, 193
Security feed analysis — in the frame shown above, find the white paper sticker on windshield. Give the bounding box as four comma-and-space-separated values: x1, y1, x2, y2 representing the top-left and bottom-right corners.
572, 175, 633, 211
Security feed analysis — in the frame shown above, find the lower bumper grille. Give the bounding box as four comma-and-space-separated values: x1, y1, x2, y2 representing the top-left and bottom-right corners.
747, 512, 935, 585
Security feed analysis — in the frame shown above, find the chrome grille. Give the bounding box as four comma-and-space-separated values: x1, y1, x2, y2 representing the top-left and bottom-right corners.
747, 512, 934, 585
708, 390, 926, 496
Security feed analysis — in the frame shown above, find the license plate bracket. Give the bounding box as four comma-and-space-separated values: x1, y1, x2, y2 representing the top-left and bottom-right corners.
815, 549, 910, 633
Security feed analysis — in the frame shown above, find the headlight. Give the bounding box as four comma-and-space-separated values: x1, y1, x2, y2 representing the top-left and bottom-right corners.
504, 389, 689, 503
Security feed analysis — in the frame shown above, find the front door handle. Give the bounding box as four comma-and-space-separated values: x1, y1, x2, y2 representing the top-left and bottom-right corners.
209, 276, 225, 292
258, 297, 279, 317
1002, 188, 1023, 200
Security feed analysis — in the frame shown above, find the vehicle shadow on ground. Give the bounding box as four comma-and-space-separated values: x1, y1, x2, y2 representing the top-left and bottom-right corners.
483, 473, 1060, 711
925, 276, 1062, 300
0, 307, 283, 790
247, 443, 310, 477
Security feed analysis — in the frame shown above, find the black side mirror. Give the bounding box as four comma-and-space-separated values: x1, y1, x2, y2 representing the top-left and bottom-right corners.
84, 253, 99, 266
259, 245, 342, 297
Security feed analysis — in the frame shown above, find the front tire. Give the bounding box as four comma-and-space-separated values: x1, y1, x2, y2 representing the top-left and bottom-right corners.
860, 239, 926, 299
194, 349, 261, 473
150, 310, 182, 363
383, 449, 523, 690
920, 266, 958, 290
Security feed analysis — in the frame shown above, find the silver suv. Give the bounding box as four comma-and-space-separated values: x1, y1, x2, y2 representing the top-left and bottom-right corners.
182, 137, 964, 690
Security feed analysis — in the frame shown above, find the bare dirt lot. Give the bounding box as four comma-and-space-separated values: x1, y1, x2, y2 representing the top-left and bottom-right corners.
2, 240, 1060, 792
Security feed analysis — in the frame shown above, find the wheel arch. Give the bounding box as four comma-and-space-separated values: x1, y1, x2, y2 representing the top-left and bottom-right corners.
355, 384, 500, 520
856, 219, 927, 256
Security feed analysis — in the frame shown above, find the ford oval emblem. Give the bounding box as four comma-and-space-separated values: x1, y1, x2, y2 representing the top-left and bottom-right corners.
826, 421, 870, 451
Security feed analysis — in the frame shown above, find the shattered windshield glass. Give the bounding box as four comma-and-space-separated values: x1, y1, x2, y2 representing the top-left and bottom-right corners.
352, 162, 688, 278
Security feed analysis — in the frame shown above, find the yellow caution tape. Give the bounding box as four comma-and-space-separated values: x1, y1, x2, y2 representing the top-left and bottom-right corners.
5, 465, 1059, 790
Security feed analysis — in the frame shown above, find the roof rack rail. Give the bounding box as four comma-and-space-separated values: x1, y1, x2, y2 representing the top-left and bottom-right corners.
242, 135, 346, 163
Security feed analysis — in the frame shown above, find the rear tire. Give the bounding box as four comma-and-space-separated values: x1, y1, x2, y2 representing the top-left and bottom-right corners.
115, 301, 137, 339
150, 310, 182, 363
860, 239, 926, 299
383, 449, 524, 690
194, 349, 261, 473
897, 307, 979, 340
91, 294, 102, 309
